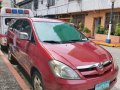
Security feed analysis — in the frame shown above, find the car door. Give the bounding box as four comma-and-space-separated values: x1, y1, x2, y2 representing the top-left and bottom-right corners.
7, 19, 24, 61
15, 19, 33, 72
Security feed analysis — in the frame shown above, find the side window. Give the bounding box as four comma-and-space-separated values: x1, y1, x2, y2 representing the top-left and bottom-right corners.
5, 18, 14, 25
21, 20, 32, 38
12, 20, 23, 31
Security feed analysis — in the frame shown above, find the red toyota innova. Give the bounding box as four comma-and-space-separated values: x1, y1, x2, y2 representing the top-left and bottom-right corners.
7, 18, 118, 90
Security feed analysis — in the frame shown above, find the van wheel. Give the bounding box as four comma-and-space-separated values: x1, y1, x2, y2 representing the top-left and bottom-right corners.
0, 45, 8, 53
32, 71, 44, 90
8, 47, 14, 61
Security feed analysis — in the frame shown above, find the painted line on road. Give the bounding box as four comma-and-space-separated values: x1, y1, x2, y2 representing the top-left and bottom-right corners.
0, 51, 30, 90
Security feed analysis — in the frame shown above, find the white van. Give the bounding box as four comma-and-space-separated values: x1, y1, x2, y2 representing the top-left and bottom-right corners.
0, 7, 34, 50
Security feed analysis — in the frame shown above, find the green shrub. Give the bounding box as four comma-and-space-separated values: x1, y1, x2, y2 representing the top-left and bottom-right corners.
78, 22, 84, 32
96, 25, 105, 34
115, 23, 120, 36
104, 29, 109, 35
83, 27, 91, 33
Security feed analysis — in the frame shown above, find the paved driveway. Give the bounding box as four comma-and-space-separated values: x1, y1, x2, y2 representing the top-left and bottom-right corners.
102, 46, 120, 90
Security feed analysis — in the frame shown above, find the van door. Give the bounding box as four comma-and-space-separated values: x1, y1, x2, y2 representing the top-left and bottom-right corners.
8, 19, 24, 63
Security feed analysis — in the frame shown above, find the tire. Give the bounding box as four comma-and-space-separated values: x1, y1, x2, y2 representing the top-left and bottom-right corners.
8, 46, 14, 63
32, 71, 44, 90
0, 45, 8, 53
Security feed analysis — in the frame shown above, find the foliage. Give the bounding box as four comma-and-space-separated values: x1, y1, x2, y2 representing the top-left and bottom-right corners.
69, 18, 74, 23
104, 29, 108, 35
78, 23, 91, 33
96, 25, 109, 35
115, 23, 120, 36
83, 27, 91, 33
96, 25, 105, 34
78, 22, 84, 32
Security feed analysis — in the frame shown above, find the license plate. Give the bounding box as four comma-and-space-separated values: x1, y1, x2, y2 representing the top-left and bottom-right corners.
95, 81, 110, 90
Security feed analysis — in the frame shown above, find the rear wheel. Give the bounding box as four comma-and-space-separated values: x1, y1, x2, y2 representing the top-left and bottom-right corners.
8, 46, 15, 63
32, 71, 44, 90
0, 45, 8, 53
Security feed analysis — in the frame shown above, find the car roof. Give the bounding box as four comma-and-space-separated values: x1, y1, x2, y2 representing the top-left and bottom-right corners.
30, 18, 63, 23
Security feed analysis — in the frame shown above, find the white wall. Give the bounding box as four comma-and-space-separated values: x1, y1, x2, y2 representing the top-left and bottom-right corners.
16, 0, 24, 3
2, 0, 12, 7
36, 0, 120, 16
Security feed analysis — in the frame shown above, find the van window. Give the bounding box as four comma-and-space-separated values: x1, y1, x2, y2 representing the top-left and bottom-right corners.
5, 18, 14, 25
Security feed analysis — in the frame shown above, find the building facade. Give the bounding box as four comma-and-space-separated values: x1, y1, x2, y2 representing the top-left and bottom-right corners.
1, 0, 13, 7
17, 0, 120, 37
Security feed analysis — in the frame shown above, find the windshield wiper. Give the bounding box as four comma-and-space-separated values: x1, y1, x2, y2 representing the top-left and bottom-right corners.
65, 39, 88, 43
67, 40, 82, 42
42, 40, 61, 44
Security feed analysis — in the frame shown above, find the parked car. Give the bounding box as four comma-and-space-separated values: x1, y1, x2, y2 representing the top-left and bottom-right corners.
7, 18, 118, 90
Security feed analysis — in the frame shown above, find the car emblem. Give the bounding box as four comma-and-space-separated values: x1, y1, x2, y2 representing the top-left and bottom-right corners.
98, 63, 103, 69
97, 63, 104, 75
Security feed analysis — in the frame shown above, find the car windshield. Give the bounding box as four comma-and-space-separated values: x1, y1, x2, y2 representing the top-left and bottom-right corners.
33, 22, 88, 43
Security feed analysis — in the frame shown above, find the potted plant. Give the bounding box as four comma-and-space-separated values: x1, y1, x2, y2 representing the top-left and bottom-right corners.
115, 23, 120, 36
96, 25, 105, 34
83, 27, 91, 37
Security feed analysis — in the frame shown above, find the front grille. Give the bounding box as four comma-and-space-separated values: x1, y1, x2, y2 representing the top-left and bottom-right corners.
77, 60, 113, 78
83, 67, 112, 78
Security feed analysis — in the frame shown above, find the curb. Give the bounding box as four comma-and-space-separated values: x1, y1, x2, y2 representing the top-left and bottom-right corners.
93, 41, 120, 47
0, 51, 30, 90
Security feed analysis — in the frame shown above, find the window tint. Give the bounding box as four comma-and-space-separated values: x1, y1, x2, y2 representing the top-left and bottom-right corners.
11, 19, 32, 38
12, 20, 23, 31
21, 20, 32, 37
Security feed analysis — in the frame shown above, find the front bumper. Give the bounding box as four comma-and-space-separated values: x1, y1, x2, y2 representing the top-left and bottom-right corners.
45, 67, 118, 90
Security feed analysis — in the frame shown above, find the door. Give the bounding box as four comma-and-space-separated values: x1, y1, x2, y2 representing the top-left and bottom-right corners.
15, 19, 33, 72
93, 17, 101, 37
8, 19, 24, 60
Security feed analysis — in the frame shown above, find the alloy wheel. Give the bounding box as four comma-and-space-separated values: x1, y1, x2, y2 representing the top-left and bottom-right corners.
33, 72, 43, 90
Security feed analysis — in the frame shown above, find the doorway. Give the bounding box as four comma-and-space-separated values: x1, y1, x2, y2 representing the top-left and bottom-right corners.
93, 17, 101, 38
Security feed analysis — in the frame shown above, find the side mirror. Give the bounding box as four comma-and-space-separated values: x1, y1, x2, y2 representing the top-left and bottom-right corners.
18, 32, 29, 40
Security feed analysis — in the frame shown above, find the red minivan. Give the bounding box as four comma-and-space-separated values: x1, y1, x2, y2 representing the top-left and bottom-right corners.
7, 18, 118, 90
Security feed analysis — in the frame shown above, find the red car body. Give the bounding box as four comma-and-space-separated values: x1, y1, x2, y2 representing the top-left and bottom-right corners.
7, 18, 118, 90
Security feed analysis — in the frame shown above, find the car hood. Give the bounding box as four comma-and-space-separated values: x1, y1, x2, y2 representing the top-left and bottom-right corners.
42, 41, 112, 68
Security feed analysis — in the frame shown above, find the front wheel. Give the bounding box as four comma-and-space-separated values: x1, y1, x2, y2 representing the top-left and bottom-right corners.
32, 71, 44, 90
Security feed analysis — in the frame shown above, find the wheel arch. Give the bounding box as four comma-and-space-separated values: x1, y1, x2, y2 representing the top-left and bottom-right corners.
30, 66, 45, 90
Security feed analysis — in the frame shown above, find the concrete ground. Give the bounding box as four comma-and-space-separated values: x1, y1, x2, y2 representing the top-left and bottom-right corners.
0, 57, 22, 90
0, 51, 30, 90
102, 46, 120, 90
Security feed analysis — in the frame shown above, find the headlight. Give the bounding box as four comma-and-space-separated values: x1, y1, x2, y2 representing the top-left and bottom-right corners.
49, 60, 80, 79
